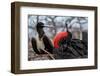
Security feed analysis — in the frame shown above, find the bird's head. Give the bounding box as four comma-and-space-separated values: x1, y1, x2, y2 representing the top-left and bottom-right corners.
36, 22, 45, 29
36, 22, 53, 29
36, 22, 53, 38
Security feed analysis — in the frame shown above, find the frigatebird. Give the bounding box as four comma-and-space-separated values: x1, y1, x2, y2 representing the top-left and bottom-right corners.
31, 22, 54, 54
53, 22, 88, 59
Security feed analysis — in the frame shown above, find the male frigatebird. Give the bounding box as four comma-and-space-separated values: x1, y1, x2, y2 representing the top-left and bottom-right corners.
53, 22, 88, 59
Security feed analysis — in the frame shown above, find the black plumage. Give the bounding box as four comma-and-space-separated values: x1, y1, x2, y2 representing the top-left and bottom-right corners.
53, 39, 88, 59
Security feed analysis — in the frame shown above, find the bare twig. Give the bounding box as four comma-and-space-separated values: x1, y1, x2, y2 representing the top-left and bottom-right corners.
42, 49, 55, 60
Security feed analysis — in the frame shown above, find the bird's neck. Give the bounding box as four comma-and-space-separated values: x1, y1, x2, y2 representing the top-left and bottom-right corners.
38, 29, 45, 40
39, 34, 45, 40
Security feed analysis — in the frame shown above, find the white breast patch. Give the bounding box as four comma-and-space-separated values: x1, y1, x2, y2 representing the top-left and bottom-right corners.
35, 35, 45, 52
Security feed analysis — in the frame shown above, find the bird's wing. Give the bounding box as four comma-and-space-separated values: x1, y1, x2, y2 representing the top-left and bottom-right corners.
31, 37, 40, 54
43, 35, 54, 54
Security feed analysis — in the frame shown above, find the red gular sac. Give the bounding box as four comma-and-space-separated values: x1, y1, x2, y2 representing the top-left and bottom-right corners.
53, 32, 69, 48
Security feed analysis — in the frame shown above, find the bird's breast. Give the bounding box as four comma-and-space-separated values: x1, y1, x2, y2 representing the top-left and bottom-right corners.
36, 35, 45, 52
